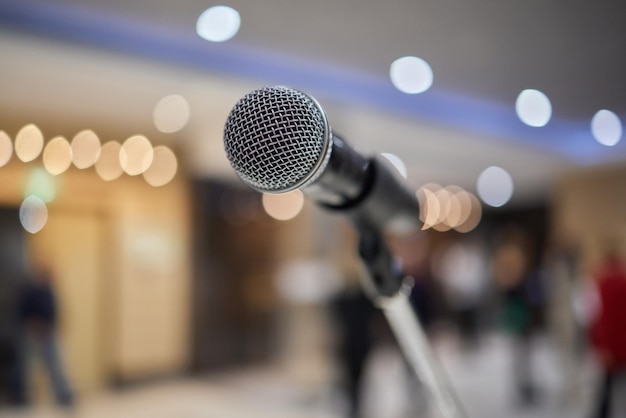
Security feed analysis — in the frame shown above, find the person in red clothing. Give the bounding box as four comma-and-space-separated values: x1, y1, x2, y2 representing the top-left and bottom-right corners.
589, 245, 626, 418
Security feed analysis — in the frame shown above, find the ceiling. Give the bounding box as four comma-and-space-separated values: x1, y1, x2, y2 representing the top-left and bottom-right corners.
1, 0, 625, 205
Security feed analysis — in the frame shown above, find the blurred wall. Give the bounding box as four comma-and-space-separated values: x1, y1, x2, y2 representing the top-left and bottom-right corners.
553, 163, 626, 271
0, 158, 192, 393
191, 182, 283, 371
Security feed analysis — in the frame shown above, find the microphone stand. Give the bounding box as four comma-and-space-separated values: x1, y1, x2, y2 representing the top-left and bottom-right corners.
355, 225, 468, 418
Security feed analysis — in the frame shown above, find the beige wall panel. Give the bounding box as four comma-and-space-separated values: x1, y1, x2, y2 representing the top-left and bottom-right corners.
27, 209, 106, 393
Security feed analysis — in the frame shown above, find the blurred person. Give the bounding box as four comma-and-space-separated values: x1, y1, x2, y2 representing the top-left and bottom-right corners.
435, 238, 489, 349
543, 237, 587, 404
13, 264, 74, 408
492, 228, 546, 406
330, 271, 378, 418
588, 243, 626, 418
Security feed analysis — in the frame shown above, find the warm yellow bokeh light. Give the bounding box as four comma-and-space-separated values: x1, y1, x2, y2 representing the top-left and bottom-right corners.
71, 129, 101, 169
418, 184, 481, 233
0, 131, 13, 167
444, 191, 463, 227
95, 141, 124, 181
455, 192, 482, 233
120, 135, 154, 176
262, 190, 305, 221
442, 185, 467, 228
417, 184, 442, 230
432, 219, 452, 232
435, 188, 452, 226
420, 188, 441, 230
143, 146, 178, 187
454, 189, 473, 227
43, 136, 73, 175
15, 124, 44, 162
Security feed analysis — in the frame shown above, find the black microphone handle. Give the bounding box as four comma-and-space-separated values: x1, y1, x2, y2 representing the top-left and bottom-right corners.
303, 133, 421, 234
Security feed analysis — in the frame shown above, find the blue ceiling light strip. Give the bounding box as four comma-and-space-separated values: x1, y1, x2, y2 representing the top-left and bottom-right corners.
0, 0, 623, 165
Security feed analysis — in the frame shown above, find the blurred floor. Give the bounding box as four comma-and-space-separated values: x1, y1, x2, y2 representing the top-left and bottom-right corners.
0, 332, 599, 418
435, 332, 598, 418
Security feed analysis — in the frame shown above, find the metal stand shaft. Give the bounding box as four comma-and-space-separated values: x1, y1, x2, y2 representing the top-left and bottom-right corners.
378, 288, 466, 418
356, 225, 467, 418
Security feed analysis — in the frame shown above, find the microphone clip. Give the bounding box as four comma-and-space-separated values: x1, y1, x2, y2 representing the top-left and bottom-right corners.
355, 223, 411, 300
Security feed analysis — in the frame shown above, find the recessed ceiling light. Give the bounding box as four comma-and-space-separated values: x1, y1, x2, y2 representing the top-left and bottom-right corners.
515, 89, 552, 127
389, 56, 433, 94
197, 6, 241, 42
591, 109, 622, 146
477, 166, 513, 207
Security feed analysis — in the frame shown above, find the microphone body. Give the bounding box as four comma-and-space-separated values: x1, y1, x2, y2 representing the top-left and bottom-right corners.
223, 86, 421, 234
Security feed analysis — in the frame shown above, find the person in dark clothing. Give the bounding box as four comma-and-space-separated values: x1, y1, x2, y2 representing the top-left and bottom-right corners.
331, 283, 378, 418
492, 229, 546, 407
500, 272, 545, 405
14, 267, 74, 407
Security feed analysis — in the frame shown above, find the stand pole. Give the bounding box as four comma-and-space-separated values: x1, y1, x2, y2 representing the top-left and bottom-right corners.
378, 287, 466, 418
356, 226, 467, 418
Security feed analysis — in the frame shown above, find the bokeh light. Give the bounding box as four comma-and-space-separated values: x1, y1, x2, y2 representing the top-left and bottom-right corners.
71, 129, 101, 169
455, 192, 482, 233
262, 190, 304, 221
591, 109, 622, 147
95, 141, 124, 181
19, 195, 48, 234
153, 94, 191, 133
15, 124, 44, 162
120, 135, 154, 176
515, 89, 552, 127
417, 183, 481, 232
433, 188, 453, 231
143, 145, 178, 187
381, 153, 408, 179
477, 166, 514, 207
197, 6, 241, 42
24, 167, 56, 203
417, 183, 442, 229
454, 189, 473, 228
390, 56, 433, 94
442, 186, 464, 228
0, 130, 13, 167
43, 136, 73, 175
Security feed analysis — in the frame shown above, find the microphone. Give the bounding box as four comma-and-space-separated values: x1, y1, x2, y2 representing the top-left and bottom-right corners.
223, 85, 421, 234
222, 87, 470, 418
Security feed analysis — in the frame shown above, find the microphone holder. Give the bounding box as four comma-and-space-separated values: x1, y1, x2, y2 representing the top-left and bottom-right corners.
355, 224, 468, 418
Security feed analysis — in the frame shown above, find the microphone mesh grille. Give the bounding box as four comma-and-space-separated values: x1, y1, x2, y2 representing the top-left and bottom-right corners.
223, 86, 328, 192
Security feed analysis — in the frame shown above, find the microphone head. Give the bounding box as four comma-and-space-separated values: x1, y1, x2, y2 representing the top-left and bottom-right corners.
223, 86, 332, 193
